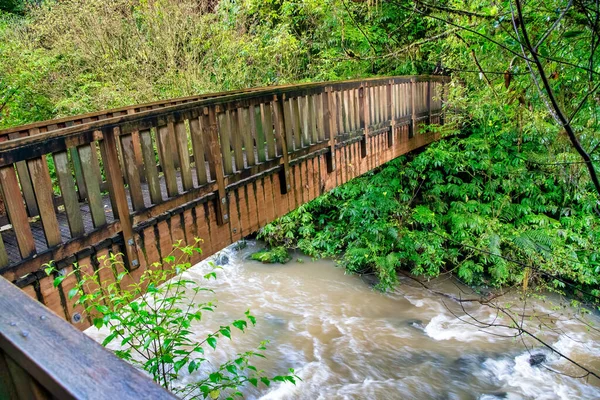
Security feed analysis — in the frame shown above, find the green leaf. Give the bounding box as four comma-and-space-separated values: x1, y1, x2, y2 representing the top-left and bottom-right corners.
207, 336, 217, 350
53, 275, 65, 288
67, 288, 79, 299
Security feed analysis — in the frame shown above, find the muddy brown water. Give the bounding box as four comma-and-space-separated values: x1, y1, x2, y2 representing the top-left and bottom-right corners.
87, 241, 600, 399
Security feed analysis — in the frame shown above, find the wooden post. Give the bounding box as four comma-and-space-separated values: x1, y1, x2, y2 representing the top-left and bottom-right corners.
100, 127, 139, 269
410, 78, 416, 138
205, 106, 229, 225
387, 79, 394, 148
427, 78, 432, 125
273, 95, 291, 194
324, 87, 336, 173
359, 84, 368, 158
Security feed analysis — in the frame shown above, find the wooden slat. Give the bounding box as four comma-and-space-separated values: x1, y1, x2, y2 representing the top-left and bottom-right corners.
14, 162, 38, 217
139, 129, 163, 204
189, 117, 208, 185
100, 128, 138, 267
0, 166, 35, 258
5, 354, 52, 400
53, 151, 85, 238
253, 105, 266, 163
309, 94, 318, 144
317, 93, 325, 142
301, 96, 310, 146
174, 121, 194, 191
77, 144, 106, 228
157, 124, 178, 198
217, 111, 234, 175
0, 233, 8, 268
273, 95, 291, 193
9, 131, 38, 218
239, 107, 255, 167
291, 97, 302, 149
205, 106, 229, 225
27, 157, 62, 247
230, 109, 245, 171
263, 103, 276, 159
283, 99, 294, 153
120, 133, 145, 211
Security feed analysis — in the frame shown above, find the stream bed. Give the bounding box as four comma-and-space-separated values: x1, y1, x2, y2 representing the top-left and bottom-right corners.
87, 241, 600, 399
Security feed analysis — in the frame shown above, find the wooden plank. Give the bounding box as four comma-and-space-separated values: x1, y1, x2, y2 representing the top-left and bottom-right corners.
229, 109, 245, 171
156, 124, 179, 198
77, 144, 106, 228
0, 233, 8, 268
205, 106, 229, 225
139, 129, 163, 204
14, 161, 39, 217
217, 110, 234, 176
253, 105, 266, 163
53, 152, 85, 238
174, 121, 194, 191
301, 96, 310, 146
282, 99, 295, 153
273, 95, 291, 194
0, 276, 179, 400
9, 131, 39, 218
309, 94, 318, 144
189, 117, 208, 185
27, 157, 62, 247
323, 88, 336, 172
263, 103, 276, 159
0, 351, 18, 399
316, 93, 325, 142
291, 98, 302, 150
120, 134, 145, 211
0, 166, 36, 258
239, 107, 255, 167
100, 128, 138, 268
69, 147, 87, 201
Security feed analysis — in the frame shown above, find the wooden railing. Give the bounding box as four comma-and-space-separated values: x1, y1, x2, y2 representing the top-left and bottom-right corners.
0, 275, 177, 399
0, 75, 447, 326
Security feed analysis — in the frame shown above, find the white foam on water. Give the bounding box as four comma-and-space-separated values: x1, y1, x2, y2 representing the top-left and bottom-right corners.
424, 313, 512, 342
482, 347, 600, 400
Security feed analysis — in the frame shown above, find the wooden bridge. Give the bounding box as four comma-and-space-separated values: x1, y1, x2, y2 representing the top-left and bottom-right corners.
0, 75, 447, 328
0, 75, 447, 398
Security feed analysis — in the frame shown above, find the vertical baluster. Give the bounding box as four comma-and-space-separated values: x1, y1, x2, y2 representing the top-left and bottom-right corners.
53, 151, 85, 237
139, 129, 163, 204
0, 166, 36, 258
190, 116, 208, 185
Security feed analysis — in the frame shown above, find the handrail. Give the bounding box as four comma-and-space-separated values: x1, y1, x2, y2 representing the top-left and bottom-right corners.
0, 275, 177, 399
0, 75, 444, 149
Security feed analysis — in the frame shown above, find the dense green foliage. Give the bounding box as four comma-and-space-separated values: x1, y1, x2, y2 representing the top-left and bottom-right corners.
0, 0, 433, 128
261, 119, 600, 299
45, 241, 298, 399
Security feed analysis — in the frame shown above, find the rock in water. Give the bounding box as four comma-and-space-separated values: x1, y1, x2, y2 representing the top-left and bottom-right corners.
215, 253, 229, 266
529, 353, 546, 367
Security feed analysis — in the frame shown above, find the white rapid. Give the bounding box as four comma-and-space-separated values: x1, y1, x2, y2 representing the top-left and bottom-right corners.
87, 241, 600, 399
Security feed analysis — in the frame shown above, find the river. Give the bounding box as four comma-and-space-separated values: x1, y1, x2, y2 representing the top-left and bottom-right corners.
87, 241, 600, 399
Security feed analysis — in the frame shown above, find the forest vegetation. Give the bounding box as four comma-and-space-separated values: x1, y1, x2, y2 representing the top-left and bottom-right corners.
1, 0, 599, 319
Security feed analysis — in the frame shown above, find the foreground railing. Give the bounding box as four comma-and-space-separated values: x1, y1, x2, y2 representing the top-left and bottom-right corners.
0, 75, 447, 325
0, 275, 177, 399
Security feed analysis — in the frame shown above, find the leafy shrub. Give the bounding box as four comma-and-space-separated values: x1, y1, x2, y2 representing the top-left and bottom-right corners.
250, 247, 291, 264
45, 240, 298, 399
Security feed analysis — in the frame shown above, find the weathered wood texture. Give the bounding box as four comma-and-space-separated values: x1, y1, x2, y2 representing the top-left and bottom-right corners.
0, 75, 447, 327
0, 275, 178, 400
